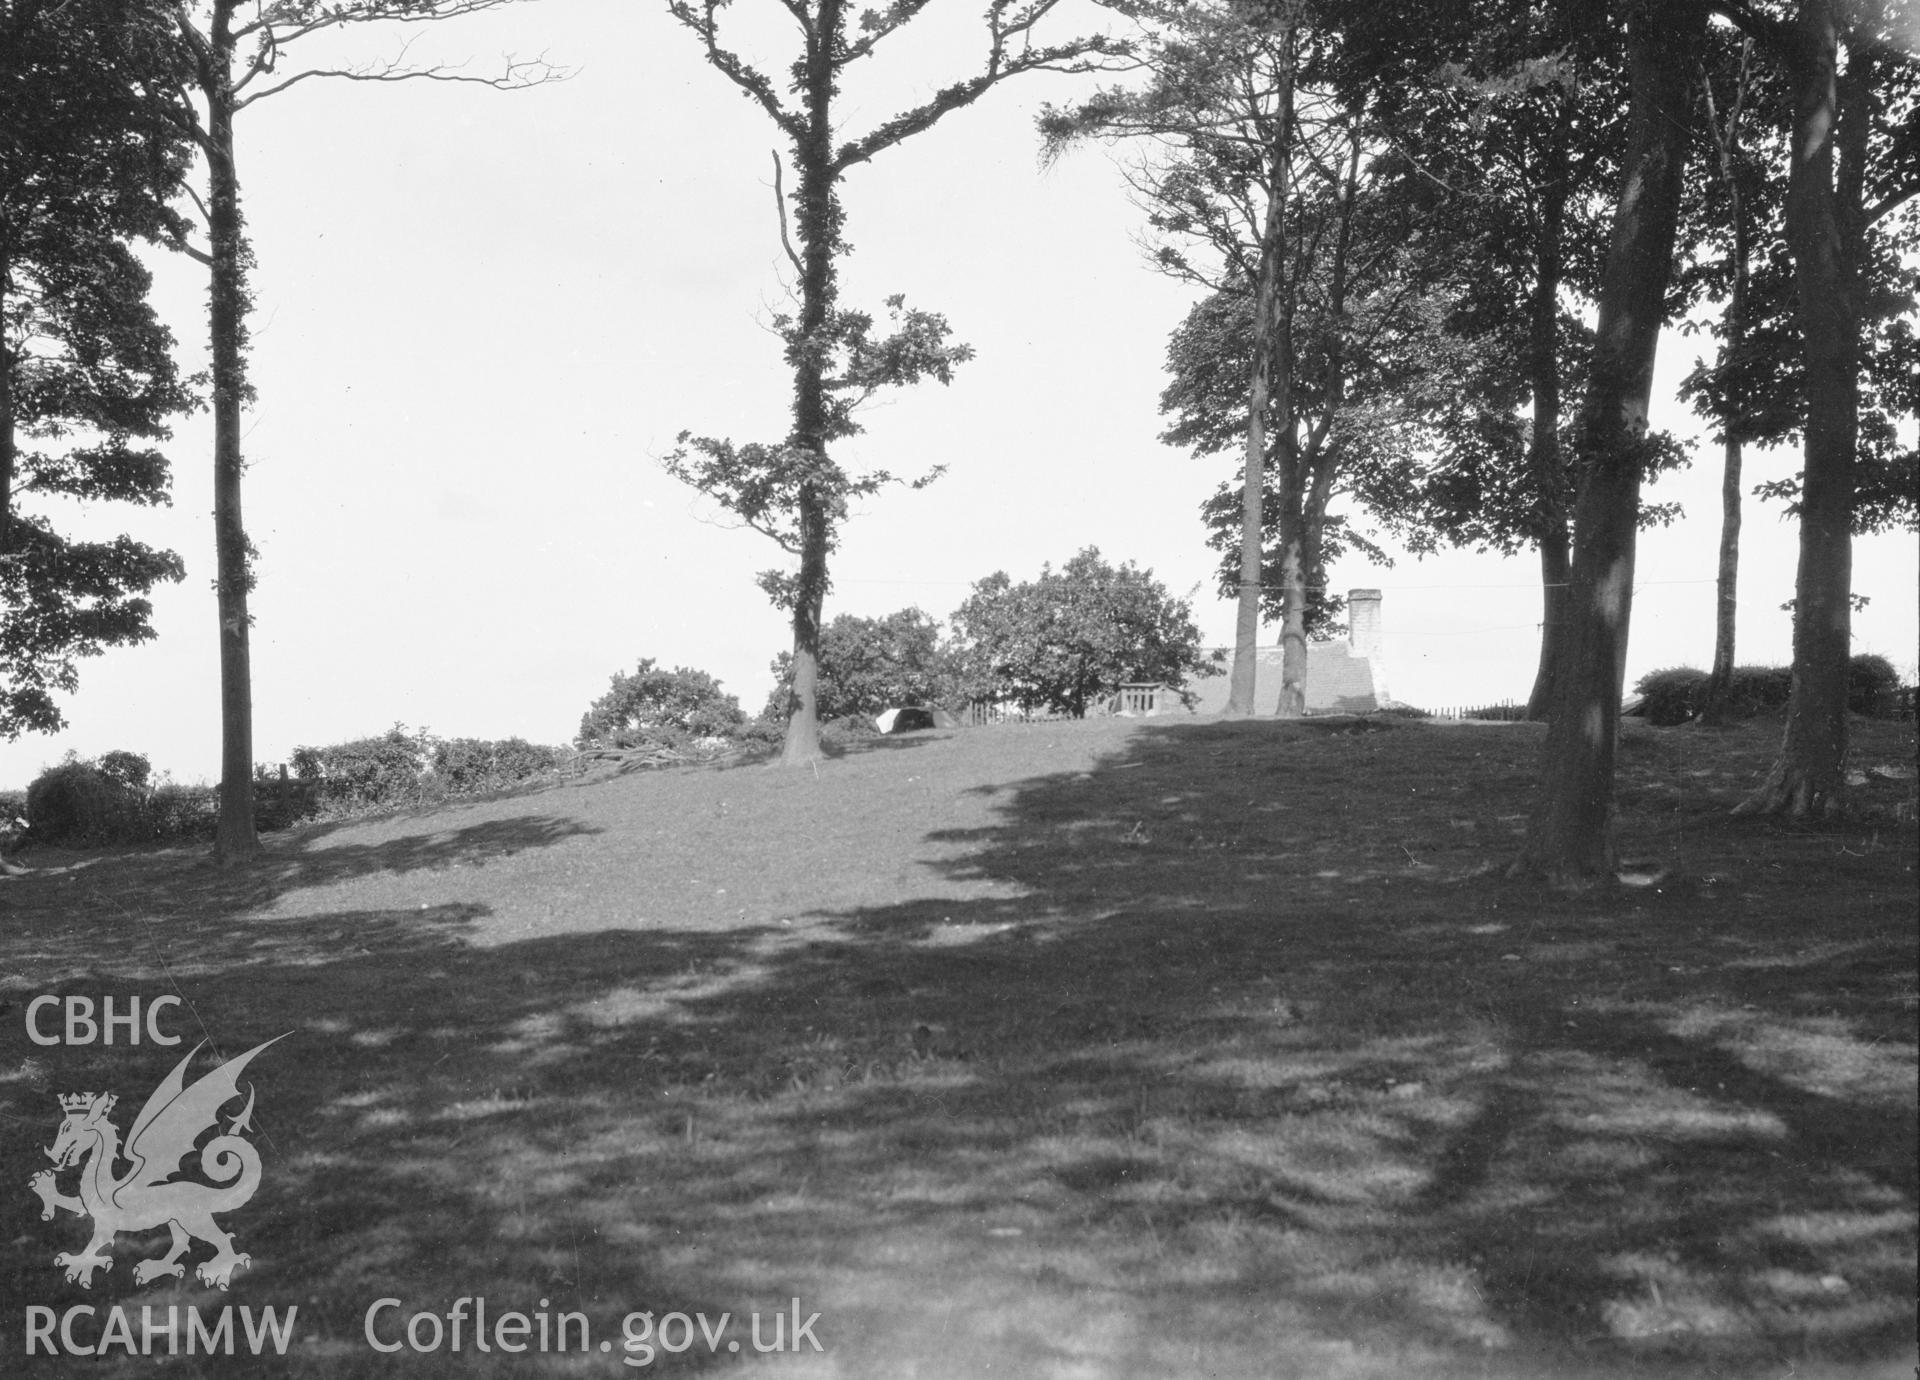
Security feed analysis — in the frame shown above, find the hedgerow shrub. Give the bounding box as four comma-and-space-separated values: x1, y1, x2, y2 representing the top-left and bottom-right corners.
95, 750, 152, 793
430, 737, 565, 794
578, 659, 745, 750
1849, 654, 1902, 716
1724, 665, 1793, 717
290, 724, 432, 812
1462, 701, 1527, 721
24, 761, 136, 845
1634, 667, 1709, 726
1634, 658, 1900, 724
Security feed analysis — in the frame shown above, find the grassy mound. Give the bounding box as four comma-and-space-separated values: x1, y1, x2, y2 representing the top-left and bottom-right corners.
1, 715, 1912, 1379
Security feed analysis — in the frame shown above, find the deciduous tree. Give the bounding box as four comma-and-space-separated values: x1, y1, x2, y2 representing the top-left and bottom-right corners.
947, 547, 1213, 718
1515, 0, 1708, 882
663, 0, 1126, 765
577, 658, 746, 748
764, 608, 950, 722
1723, 0, 1919, 816
164, 1, 557, 862
0, 0, 192, 737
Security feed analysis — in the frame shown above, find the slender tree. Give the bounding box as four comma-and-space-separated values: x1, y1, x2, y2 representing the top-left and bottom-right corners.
1693, 35, 1763, 726
1046, 0, 1304, 718
662, 0, 1126, 765
0, 0, 192, 737
164, 1, 557, 863
1333, 0, 1637, 720
1515, 0, 1707, 883
1724, 0, 1919, 815
1050, 2, 1433, 717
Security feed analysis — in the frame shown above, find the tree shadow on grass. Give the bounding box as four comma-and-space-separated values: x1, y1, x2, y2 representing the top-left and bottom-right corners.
0, 717, 1911, 1377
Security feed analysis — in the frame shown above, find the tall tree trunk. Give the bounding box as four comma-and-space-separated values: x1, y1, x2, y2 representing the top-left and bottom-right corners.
1270, 199, 1302, 718
205, 5, 258, 864
1, 244, 13, 557
1739, 1, 1861, 815
1524, 101, 1571, 722
1227, 32, 1294, 718
778, 1, 842, 766
1516, 0, 1701, 883
1700, 403, 1745, 725
1700, 41, 1753, 727
1527, 536, 1572, 719
1274, 508, 1308, 718
1228, 185, 1282, 717
1274, 131, 1360, 721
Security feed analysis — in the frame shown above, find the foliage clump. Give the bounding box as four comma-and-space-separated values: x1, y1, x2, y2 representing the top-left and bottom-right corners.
24, 760, 136, 846
763, 609, 953, 722
577, 660, 745, 751
287, 725, 567, 816
431, 737, 565, 795
947, 548, 1216, 719
1847, 654, 1902, 717
16, 751, 220, 846
290, 725, 429, 812
1635, 657, 1903, 727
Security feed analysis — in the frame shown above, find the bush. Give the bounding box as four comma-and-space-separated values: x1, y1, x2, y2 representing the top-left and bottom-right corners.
1634, 667, 1709, 726
1849, 653, 1902, 716
95, 750, 152, 793
24, 761, 137, 846
577, 659, 745, 750
1461, 701, 1527, 722
291, 724, 432, 813
1631, 661, 1897, 724
430, 737, 565, 794
1724, 665, 1793, 717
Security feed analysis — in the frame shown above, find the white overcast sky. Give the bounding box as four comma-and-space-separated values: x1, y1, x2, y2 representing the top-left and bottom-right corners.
4, 0, 1914, 787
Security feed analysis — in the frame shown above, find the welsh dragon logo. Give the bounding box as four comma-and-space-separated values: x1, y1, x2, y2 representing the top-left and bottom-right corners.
29, 1036, 285, 1291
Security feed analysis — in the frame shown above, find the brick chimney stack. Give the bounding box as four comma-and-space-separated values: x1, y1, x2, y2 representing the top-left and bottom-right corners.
1348, 588, 1383, 660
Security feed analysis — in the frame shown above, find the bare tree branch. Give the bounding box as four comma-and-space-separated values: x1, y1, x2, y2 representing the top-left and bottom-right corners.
836, 37, 1134, 173
771, 151, 804, 276
237, 51, 564, 107
665, 0, 804, 142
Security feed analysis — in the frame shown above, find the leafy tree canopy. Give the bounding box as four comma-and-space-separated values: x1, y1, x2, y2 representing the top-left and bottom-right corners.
0, 0, 194, 737
948, 548, 1215, 719
576, 659, 745, 749
764, 608, 950, 722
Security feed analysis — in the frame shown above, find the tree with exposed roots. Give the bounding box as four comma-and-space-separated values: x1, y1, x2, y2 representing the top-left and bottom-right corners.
1717, 0, 1918, 817
661, 0, 1127, 766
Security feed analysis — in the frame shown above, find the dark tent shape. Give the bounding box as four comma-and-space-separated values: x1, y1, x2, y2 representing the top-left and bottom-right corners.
875, 705, 959, 734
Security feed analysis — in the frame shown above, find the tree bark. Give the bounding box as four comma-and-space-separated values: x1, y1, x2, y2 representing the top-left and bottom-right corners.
1227, 30, 1294, 719
204, 2, 258, 864
1738, 0, 1861, 816
1, 243, 13, 557
1228, 188, 1281, 718
1516, 0, 1702, 883
1524, 100, 1571, 722
1526, 534, 1572, 719
1700, 42, 1753, 728
777, 0, 843, 766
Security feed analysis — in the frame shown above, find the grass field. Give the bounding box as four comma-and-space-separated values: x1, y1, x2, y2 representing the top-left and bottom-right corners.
2, 714, 1915, 1378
